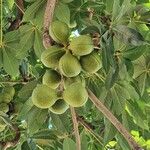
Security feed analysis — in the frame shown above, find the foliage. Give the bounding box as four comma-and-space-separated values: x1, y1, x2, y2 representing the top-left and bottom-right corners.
0, 0, 150, 149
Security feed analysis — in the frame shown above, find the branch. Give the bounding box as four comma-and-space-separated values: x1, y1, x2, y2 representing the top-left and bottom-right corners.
70, 107, 81, 150
43, 0, 57, 49
87, 89, 142, 150
8, 0, 24, 31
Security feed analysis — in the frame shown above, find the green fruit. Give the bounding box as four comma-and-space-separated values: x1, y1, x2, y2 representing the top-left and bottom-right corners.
69, 35, 94, 56
49, 21, 70, 44
41, 46, 65, 68
32, 84, 57, 109
42, 69, 61, 89
0, 103, 9, 113
49, 99, 69, 114
63, 82, 88, 107
3, 86, 15, 99
59, 51, 81, 77
80, 51, 102, 73
1, 93, 12, 103
64, 76, 85, 88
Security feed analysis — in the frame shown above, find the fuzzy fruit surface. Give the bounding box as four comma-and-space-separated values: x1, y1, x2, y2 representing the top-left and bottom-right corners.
32, 84, 57, 109
3, 86, 15, 99
0, 103, 9, 113
80, 51, 102, 73
49, 99, 69, 114
63, 82, 88, 107
69, 35, 93, 56
43, 69, 61, 89
41, 46, 65, 68
64, 76, 85, 88
0, 93, 12, 103
49, 21, 70, 44
59, 51, 81, 77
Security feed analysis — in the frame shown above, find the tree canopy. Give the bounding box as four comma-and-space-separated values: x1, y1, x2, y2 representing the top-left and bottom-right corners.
0, 0, 150, 150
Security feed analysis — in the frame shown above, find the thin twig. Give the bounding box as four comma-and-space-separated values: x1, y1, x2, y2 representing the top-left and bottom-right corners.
70, 107, 81, 150
87, 89, 142, 150
43, 0, 57, 48
77, 116, 103, 146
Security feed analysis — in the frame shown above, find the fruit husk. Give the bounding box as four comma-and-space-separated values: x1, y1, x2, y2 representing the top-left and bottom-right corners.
69, 35, 94, 56
32, 84, 58, 109
49, 21, 70, 44
59, 51, 81, 77
63, 82, 88, 107
42, 69, 61, 89
49, 99, 69, 114
41, 46, 65, 69
80, 51, 102, 73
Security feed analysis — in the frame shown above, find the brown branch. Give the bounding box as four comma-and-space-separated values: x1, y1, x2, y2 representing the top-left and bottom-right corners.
8, 0, 24, 31
87, 89, 142, 150
70, 107, 81, 150
0, 123, 20, 150
43, 0, 57, 49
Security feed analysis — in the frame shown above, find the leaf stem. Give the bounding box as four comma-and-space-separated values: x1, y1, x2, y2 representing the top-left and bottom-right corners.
87, 89, 142, 150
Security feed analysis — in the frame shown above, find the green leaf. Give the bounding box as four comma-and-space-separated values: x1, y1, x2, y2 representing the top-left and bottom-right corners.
18, 80, 38, 100
112, 0, 131, 24
126, 100, 149, 130
103, 118, 117, 145
116, 133, 130, 150
2, 47, 19, 76
81, 130, 88, 150
23, 0, 45, 22
114, 25, 145, 46
0, 48, 3, 67
7, 0, 14, 9
105, 65, 119, 90
61, 0, 74, 3
122, 46, 146, 61
112, 0, 120, 21
34, 30, 45, 58
122, 111, 137, 131
26, 106, 48, 134
21, 141, 32, 150
55, 2, 70, 25
16, 26, 35, 58
4, 30, 20, 43
17, 98, 33, 120
50, 113, 67, 133
32, 129, 57, 140
111, 83, 130, 115
63, 138, 76, 150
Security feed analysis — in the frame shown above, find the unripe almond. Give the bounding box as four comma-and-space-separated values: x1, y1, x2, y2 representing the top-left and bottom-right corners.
59, 51, 81, 77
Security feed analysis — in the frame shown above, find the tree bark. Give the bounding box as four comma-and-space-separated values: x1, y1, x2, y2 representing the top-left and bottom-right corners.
70, 107, 81, 150
43, 0, 57, 48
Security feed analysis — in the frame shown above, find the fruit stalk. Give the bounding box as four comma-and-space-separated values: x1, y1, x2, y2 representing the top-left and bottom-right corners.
87, 89, 142, 150
70, 107, 81, 150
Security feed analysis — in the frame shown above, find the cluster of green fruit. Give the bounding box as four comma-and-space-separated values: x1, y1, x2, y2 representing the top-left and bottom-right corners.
31, 21, 102, 114
0, 86, 15, 132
